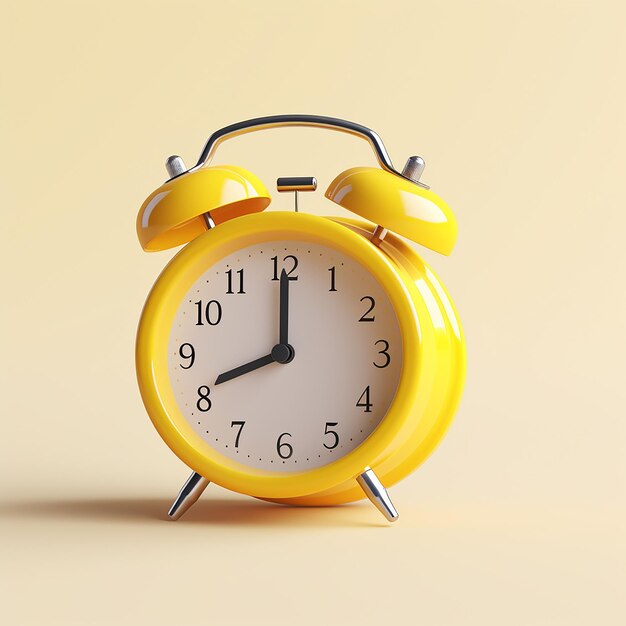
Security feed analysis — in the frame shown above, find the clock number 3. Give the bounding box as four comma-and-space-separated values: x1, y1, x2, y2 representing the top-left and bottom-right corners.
373, 340, 391, 368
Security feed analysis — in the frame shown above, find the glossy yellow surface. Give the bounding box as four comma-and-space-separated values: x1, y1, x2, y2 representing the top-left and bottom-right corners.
137, 165, 271, 251
268, 218, 466, 506
138, 211, 428, 499
325, 167, 458, 255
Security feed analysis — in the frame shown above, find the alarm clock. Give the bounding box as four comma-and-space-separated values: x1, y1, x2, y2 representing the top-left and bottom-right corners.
136, 115, 465, 522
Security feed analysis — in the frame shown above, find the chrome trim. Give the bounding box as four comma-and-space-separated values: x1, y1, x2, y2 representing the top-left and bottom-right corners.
402, 155, 426, 182
167, 472, 210, 520
202, 213, 215, 229
190, 114, 427, 188
165, 155, 187, 179
357, 468, 399, 522
276, 176, 318, 193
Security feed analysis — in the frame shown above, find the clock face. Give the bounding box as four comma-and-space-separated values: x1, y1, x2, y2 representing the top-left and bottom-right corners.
167, 239, 403, 472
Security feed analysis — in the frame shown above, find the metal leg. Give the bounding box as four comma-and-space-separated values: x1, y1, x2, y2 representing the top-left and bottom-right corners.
357, 468, 399, 522
167, 472, 210, 520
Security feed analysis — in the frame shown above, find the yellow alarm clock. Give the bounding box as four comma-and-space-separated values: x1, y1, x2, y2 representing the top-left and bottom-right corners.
136, 115, 465, 522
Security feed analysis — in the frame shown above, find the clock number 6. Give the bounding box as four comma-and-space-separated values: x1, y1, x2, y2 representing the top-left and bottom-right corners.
373, 340, 391, 368
276, 432, 293, 459
323, 422, 339, 449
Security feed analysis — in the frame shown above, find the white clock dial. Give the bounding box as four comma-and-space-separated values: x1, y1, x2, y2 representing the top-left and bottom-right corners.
168, 239, 403, 471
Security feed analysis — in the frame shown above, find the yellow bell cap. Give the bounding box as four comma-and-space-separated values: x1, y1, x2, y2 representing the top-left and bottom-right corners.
325, 167, 458, 255
137, 165, 271, 251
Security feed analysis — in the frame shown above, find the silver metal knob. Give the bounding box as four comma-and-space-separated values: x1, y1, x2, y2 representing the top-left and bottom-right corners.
402, 155, 425, 183
165, 155, 187, 179
165, 154, 214, 230
276, 176, 317, 213
276, 176, 317, 192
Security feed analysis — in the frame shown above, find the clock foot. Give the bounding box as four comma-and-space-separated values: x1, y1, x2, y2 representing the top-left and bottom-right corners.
357, 468, 399, 522
167, 472, 210, 520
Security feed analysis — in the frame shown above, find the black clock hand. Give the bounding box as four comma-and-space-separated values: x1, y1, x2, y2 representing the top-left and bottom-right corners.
277, 268, 295, 362
215, 353, 274, 385
215, 269, 295, 386
279, 268, 289, 345
214, 343, 294, 386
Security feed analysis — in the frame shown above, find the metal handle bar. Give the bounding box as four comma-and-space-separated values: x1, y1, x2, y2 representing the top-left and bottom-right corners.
191, 114, 406, 178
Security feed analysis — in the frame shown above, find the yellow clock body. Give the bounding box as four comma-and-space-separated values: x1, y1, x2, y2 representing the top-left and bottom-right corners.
137, 211, 464, 504
135, 114, 466, 520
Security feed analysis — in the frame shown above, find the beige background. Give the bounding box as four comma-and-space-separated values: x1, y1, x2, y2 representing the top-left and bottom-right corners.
1, 0, 625, 624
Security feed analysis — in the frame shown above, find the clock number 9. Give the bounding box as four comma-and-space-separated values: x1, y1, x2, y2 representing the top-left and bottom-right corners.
196, 386, 212, 412
276, 432, 293, 459
178, 343, 195, 369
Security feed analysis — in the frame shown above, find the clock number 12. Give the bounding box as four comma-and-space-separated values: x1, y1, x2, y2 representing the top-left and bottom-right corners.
271, 255, 298, 281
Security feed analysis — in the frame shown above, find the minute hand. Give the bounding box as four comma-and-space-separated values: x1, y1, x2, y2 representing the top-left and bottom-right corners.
279, 268, 289, 345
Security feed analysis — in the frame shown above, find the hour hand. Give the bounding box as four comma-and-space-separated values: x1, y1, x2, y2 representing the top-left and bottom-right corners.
214, 343, 294, 386
215, 353, 274, 386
